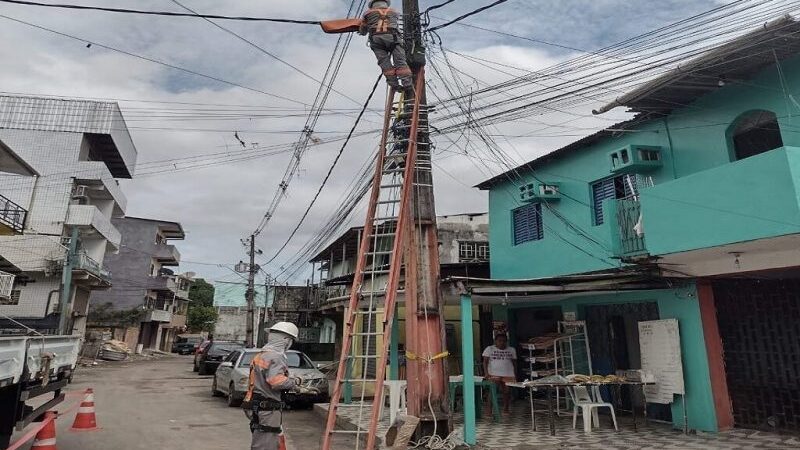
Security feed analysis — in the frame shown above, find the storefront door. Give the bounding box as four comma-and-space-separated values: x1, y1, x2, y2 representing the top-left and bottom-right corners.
714, 279, 800, 432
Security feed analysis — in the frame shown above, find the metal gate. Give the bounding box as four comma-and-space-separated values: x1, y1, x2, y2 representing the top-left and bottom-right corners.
714, 279, 800, 431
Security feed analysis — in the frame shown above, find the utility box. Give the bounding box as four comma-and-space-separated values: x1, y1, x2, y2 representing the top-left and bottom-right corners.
609, 145, 662, 174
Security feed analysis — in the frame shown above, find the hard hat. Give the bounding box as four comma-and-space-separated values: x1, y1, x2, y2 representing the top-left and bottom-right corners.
369, 0, 389, 7
269, 322, 299, 340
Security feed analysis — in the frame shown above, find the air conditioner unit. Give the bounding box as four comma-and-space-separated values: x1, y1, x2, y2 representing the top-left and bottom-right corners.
609, 145, 663, 174
0, 270, 15, 299
72, 185, 89, 202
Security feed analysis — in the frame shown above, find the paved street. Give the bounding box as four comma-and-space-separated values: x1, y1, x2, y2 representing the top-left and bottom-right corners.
12, 355, 348, 450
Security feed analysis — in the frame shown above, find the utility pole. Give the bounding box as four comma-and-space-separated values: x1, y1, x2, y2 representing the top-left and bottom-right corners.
257, 274, 271, 347
57, 227, 79, 335
245, 234, 257, 347
402, 0, 451, 438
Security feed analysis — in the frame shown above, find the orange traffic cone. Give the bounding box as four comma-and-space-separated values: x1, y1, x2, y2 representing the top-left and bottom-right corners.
278, 432, 287, 450
69, 388, 99, 431
31, 412, 57, 450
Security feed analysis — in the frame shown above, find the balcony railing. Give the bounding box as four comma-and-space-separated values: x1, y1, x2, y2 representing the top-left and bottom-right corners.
0, 194, 26, 234
75, 252, 112, 281
616, 198, 647, 257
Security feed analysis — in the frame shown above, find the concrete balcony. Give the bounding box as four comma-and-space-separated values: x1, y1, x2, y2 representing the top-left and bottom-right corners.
153, 244, 181, 266
145, 275, 190, 298
637, 146, 800, 275
65, 204, 121, 248
143, 308, 172, 323
75, 161, 127, 214
73, 251, 112, 288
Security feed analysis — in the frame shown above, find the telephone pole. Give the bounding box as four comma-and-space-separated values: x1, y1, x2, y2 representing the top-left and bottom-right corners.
402, 0, 451, 437
245, 234, 257, 347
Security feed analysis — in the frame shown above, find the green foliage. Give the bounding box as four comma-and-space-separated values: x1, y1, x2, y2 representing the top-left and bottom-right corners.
188, 278, 215, 307
187, 305, 218, 333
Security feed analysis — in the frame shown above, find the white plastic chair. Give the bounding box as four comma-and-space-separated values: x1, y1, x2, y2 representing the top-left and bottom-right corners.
382, 380, 407, 425
569, 385, 618, 433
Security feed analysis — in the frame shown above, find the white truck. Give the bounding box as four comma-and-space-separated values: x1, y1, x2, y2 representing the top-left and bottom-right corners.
0, 335, 81, 449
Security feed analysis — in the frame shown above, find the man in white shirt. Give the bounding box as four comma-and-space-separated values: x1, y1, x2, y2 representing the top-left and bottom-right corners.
482, 333, 517, 414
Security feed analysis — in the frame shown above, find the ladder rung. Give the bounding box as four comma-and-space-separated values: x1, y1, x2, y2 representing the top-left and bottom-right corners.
384, 153, 407, 159
380, 183, 402, 189
373, 216, 398, 221
350, 331, 382, 336
377, 199, 400, 204
366, 250, 392, 256
363, 269, 390, 275
371, 232, 396, 237
382, 168, 405, 174
413, 183, 433, 187
353, 309, 384, 314
351, 355, 379, 359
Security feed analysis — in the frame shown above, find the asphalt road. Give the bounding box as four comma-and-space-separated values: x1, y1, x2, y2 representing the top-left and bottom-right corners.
11, 355, 352, 450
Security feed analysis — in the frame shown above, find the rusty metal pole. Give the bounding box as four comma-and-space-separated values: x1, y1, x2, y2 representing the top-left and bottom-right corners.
402, 0, 451, 438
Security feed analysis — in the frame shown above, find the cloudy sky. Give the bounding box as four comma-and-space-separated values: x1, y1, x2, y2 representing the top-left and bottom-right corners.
0, 0, 743, 284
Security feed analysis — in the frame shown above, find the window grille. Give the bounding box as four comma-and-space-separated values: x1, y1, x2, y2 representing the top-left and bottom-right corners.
512, 203, 543, 245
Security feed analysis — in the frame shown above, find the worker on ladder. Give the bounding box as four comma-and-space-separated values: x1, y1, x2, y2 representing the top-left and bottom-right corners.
243, 322, 302, 450
359, 0, 413, 91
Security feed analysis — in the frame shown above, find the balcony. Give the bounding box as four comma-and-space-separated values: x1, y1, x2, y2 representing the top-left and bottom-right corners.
75, 161, 127, 213
65, 204, 121, 248
74, 251, 112, 283
0, 270, 14, 299
153, 244, 181, 266
0, 194, 26, 235
636, 146, 800, 275
146, 275, 189, 298
143, 308, 172, 323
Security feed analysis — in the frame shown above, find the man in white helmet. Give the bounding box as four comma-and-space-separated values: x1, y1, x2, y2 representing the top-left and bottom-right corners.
359, 0, 413, 90
243, 321, 300, 450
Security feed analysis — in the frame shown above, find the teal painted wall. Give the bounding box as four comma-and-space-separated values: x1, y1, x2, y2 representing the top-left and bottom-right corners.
641, 147, 800, 255
495, 284, 718, 432
487, 55, 800, 280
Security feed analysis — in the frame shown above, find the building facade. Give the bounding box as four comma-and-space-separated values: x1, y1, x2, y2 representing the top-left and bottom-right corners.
212, 280, 270, 344
89, 217, 192, 352
474, 18, 800, 434
0, 95, 136, 336
310, 213, 490, 369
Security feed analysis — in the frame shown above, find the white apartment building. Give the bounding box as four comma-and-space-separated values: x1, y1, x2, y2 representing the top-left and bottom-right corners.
0, 95, 137, 336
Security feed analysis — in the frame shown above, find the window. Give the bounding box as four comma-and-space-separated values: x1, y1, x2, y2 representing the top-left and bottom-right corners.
591, 174, 637, 225
731, 110, 783, 161
512, 203, 543, 245
458, 241, 490, 262
1, 290, 20, 306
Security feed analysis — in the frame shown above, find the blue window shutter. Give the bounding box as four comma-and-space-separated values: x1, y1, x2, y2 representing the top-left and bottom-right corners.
512, 203, 543, 245
591, 179, 615, 225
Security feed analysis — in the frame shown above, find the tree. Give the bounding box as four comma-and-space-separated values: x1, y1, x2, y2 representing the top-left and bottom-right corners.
188, 278, 215, 307
187, 305, 218, 333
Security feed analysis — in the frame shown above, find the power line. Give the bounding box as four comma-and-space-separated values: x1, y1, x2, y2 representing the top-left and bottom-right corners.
0, 14, 312, 106
427, 0, 509, 32
0, 0, 321, 24
170, 0, 366, 108
265, 74, 383, 265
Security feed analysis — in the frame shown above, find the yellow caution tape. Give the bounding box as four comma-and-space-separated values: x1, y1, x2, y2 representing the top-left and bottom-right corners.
405, 351, 450, 363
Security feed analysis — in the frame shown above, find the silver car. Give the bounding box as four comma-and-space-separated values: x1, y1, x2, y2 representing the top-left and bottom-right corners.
212, 348, 329, 407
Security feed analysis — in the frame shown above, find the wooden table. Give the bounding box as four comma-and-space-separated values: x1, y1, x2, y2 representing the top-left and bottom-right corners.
507, 380, 653, 436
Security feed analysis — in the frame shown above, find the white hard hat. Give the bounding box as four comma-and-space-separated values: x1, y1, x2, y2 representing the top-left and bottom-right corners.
369, 0, 389, 7
269, 322, 299, 340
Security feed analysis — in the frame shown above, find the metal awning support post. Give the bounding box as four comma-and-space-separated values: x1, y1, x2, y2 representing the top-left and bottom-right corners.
460, 292, 477, 445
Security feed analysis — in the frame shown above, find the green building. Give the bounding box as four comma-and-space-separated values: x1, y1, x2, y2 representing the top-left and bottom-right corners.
460, 16, 800, 436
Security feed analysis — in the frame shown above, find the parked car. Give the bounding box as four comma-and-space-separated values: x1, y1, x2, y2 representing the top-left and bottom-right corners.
212, 349, 328, 407
172, 335, 204, 355
197, 341, 243, 375
192, 339, 212, 372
